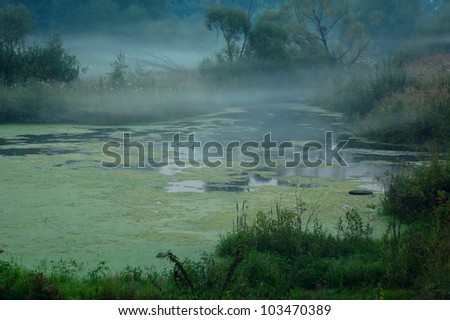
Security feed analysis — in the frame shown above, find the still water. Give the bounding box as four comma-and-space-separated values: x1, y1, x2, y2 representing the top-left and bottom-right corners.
0, 101, 426, 271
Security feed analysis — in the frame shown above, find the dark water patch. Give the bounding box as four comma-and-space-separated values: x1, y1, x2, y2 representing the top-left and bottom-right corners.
205, 183, 249, 193
349, 190, 374, 196
205, 178, 252, 193
351, 152, 427, 163
0, 148, 79, 157
252, 173, 273, 183
65, 160, 84, 165
297, 183, 322, 188
53, 159, 96, 168
15, 131, 111, 145
251, 174, 321, 188
346, 138, 415, 152
248, 166, 275, 173
227, 171, 249, 177
227, 178, 250, 186
277, 180, 297, 187
167, 173, 305, 194
8, 127, 143, 146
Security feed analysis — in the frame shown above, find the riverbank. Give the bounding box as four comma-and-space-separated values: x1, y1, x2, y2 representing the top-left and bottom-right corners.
314, 54, 450, 151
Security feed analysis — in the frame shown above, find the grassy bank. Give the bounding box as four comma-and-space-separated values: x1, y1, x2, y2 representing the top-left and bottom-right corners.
0, 71, 223, 125
316, 55, 450, 150
1, 158, 449, 299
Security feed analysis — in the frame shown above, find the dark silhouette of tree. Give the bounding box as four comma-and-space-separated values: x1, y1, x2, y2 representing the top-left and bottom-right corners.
249, 20, 289, 63
22, 34, 79, 82
0, 3, 32, 52
0, 4, 79, 85
108, 51, 128, 86
205, 6, 251, 63
289, 0, 375, 67
0, 3, 32, 85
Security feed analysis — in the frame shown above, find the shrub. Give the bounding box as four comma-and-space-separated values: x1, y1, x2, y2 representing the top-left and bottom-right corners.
20, 34, 79, 82
335, 209, 373, 241
229, 251, 290, 299
328, 59, 407, 117
383, 158, 450, 224
382, 158, 450, 297
108, 51, 128, 87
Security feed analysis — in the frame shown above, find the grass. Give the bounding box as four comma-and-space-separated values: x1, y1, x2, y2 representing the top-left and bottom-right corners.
0, 70, 224, 125
0, 56, 310, 126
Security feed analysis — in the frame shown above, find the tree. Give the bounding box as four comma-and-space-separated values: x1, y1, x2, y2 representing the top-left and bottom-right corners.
0, 4, 79, 85
288, 0, 374, 67
0, 3, 32, 52
21, 34, 80, 82
108, 51, 128, 86
205, 6, 251, 63
0, 3, 32, 85
357, 0, 421, 55
357, 0, 421, 39
249, 20, 289, 63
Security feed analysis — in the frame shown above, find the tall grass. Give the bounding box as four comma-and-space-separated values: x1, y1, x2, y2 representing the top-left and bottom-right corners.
0, 71, 216, 124
317, 59, 407, 118
357, 86, 450, 146
319, 54, 450, 148
381, 158, 450, 298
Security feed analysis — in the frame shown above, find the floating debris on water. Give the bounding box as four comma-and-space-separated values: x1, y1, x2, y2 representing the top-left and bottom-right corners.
349, 190, 374, 196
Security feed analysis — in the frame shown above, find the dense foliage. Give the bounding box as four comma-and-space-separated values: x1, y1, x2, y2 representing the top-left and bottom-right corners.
0, 4, 79, 86
316, 55, 450, 148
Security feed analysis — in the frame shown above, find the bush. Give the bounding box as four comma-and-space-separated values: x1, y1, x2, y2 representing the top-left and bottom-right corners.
228, 251, 290, 299
383, 158, 450, 224
324, 59, 407, 117
382, 158, 450, 298
20, 34, 79, 82
0, 81, 62, 122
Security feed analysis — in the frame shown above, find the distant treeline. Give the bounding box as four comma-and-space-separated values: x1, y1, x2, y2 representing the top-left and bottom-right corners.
0, 0, 281, 32
1, 0, 447, 61
2, 0, 446, 41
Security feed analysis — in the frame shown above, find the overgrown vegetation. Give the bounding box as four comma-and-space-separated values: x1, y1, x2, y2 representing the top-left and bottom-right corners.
0, 4, 79, 86
316, 55, 450, 148
381, 158, 450, 298
1, 159, 449, 299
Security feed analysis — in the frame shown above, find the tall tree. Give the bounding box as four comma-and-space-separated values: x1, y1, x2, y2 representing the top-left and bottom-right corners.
205, 6, 251, 63
249, 20, 289, 63
288, 0, 375, 67
0, 3, 32, 85
0, 3, 32, 53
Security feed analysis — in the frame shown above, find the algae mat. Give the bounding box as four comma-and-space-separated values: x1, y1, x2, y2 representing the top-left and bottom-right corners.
0, 106, 390, 272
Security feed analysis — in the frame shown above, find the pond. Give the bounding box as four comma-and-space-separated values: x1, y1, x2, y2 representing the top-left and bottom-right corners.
0, 100, 427, 272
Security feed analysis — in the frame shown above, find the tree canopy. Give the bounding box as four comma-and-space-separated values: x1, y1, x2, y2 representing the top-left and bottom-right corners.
0, 3, 32, 52
0, 3, 79, 86
205, 6, 251, 63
